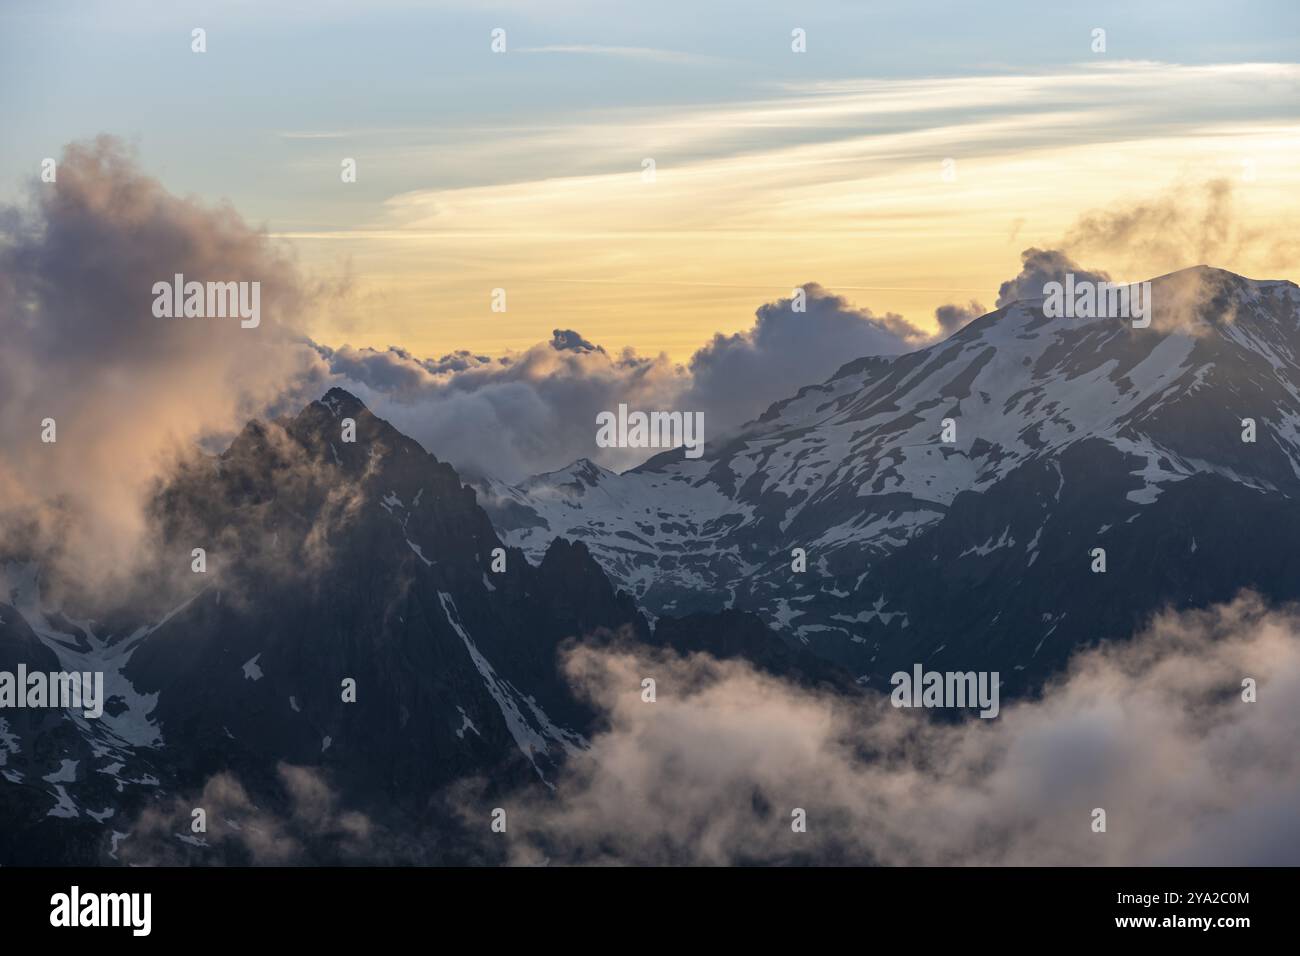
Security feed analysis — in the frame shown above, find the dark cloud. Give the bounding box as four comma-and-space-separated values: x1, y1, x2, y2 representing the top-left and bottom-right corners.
934, 299, 986, 335
550, 329, 603, 354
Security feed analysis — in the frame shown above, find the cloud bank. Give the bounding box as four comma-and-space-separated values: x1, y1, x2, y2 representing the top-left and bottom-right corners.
321, 283, 941, 481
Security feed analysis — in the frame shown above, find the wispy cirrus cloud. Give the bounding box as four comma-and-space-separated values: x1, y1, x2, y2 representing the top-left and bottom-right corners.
516, 44, 726, 66
274, 61, 1300, 360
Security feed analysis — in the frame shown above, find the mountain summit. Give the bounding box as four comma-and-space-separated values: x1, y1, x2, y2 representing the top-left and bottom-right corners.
2, 384, 817, 864
1, 391, 657, 863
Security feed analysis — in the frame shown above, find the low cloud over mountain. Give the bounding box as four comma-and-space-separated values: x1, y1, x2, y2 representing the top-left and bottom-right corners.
487, 593, 1300, 866
995, 247, 1110, 308
120, 764, 390, 866
0, 137, 332, 600
318, 283, 940, 481
680, 284, 929, 431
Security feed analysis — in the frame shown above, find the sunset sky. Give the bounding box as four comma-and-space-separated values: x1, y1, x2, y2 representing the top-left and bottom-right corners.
2, 0, 1297, 361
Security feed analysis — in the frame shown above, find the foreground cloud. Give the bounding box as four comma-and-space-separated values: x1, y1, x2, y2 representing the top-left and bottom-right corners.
0, 136, 332, 600
483, 593, 1300, 866
119, 763, 391, 865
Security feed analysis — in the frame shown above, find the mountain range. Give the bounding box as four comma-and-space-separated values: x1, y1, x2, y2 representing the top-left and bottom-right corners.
3, 264, 1298, 864
476, 266, 1300, 691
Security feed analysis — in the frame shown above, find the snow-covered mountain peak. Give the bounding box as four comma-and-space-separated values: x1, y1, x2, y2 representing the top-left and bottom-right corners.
478, 268, 1300, 660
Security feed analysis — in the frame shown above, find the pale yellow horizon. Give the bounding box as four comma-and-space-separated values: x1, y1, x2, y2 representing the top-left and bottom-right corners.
274, 62, 1300, 363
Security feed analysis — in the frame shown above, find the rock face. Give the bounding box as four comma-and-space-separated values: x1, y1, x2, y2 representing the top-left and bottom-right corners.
478, 267, 1300, 691
3, 386, 819, 864
0, 389, 672, 863
130, 389, 648, 797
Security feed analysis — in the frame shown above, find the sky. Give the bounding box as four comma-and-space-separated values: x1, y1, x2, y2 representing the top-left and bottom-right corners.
2, 0, 1298, 363
2, 3, 1298, 870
